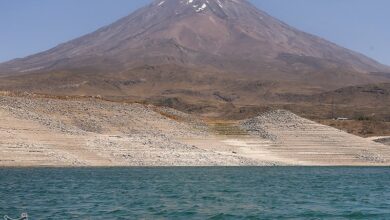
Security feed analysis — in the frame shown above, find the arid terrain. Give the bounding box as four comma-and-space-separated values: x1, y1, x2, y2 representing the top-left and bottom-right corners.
0, 0, 389, 166
0, 0, 389, 137
1, 94, 389, 167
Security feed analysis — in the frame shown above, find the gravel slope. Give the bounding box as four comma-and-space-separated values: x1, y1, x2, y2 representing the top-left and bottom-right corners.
0, 96, 263, 166
1, 96, 389, 166
241, 110, 390, 165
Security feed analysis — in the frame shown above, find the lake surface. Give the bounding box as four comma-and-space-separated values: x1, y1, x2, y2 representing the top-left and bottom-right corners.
0, 167, 389, 219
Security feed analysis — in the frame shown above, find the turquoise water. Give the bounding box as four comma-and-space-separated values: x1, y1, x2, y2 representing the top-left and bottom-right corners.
0, 167, 390, 219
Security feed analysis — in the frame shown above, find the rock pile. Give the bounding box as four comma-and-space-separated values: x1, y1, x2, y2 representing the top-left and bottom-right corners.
240, 109, 390, 165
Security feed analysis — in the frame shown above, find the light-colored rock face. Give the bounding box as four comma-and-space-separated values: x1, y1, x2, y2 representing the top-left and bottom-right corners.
0, 95, 389, 167
0, 95, 264, 166
241, 110, 390, 165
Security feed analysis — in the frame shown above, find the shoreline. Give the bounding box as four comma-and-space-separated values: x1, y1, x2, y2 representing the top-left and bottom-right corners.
1, 165, 390, 168
1, 96, 390, 167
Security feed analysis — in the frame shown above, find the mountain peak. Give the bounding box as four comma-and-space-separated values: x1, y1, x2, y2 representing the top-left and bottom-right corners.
155, 0, 238, 9
0, 0, 389, 79
156, 0, 210, 13
151, 0, 253, 19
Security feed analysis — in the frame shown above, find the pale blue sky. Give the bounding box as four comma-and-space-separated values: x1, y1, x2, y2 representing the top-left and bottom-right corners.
0, 0, 389, 65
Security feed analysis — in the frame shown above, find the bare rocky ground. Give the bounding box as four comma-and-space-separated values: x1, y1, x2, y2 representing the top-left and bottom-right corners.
368, 136, 390, 146
0, 95, 389, 166
0, 95, 262, 166
377, 138, 390, 146
241, 110, 390, 165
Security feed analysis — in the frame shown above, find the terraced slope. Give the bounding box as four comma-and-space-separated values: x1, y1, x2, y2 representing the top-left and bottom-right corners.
241, 110, 390, 165
0, 95, 389, 166
0, 95, 261, 166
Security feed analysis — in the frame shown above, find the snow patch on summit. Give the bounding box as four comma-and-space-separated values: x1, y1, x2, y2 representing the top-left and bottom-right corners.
196, 3, 207, 12
180, 0, 212, 13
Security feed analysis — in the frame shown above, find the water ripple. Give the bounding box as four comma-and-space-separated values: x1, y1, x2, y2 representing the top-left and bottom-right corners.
0, 167, 389, 219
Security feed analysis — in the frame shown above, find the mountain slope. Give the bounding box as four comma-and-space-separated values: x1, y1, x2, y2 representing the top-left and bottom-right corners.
1, 0, 389, 75
0, 0, 389, 105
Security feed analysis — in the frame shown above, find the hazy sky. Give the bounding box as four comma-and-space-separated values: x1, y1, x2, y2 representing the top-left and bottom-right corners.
0, 0, 389, 65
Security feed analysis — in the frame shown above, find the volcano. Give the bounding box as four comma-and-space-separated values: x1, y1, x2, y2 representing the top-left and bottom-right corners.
0, 0, 389, 112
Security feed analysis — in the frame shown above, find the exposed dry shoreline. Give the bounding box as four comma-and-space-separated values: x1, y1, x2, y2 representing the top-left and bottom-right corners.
0, 95, 389, 167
